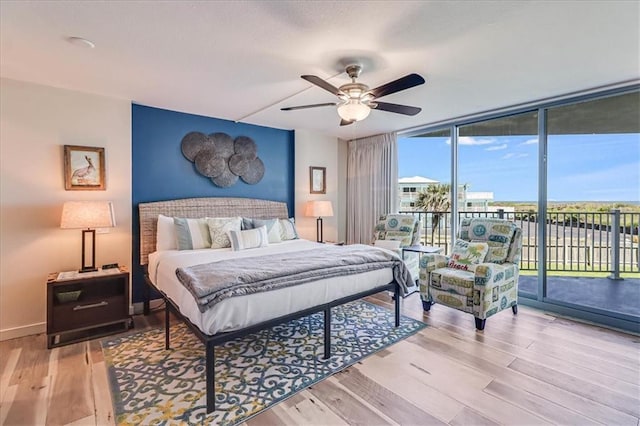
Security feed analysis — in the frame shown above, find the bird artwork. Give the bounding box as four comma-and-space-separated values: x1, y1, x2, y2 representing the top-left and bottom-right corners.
71, 155, 97, 185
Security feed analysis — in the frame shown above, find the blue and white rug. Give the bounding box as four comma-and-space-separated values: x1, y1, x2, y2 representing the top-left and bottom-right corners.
102, 300, 426, 425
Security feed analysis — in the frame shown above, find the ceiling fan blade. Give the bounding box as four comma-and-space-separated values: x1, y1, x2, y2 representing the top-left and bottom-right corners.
281, 102, 337, 111
301, 75, 343, 96
369, 73, 425, 99
340, 119, 354, 126
373, 101, 422, 116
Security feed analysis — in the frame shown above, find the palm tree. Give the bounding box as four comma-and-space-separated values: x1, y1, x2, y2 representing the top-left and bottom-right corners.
415, 183, 451, 244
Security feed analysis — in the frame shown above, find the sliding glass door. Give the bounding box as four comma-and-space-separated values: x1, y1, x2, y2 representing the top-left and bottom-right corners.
545, 91, 640, 316
397, 86, 639, 330
457, 112, 539, 297
398, 128, 451, 249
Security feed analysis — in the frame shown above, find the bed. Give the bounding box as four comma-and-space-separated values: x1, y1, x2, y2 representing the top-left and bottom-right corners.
139, 197, 407, 413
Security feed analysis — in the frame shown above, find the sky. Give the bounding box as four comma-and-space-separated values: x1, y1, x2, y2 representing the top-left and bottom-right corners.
398, 133, 640, 202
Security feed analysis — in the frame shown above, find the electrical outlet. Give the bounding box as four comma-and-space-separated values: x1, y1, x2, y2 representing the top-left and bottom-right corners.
95, 227, 110, 234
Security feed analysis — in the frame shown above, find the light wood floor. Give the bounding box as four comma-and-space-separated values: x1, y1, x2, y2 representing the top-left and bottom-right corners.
1, 293, 639, 425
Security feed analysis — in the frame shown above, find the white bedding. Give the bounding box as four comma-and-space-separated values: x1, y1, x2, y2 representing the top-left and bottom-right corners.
148, 239, 393, 335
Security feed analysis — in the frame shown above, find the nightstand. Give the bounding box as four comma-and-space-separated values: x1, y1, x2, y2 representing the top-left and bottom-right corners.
46, 266, 131, 348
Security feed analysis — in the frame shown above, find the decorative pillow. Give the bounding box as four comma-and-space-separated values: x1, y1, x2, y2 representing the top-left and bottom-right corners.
245, 218, 282, 243
228, 226, 269, 251
156, 214, 178, 251
241, 217, 254, 230
279, 218, 299, 240
206, 217, 242, 249
173, 217, 211, 250
373, 240, 402, 252
447, 239, 489, 272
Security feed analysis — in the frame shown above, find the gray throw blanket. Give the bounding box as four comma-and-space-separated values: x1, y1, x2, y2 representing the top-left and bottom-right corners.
175, 244, 411, 312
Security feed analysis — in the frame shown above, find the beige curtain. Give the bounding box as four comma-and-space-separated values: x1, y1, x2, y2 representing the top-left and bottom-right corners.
346, 132, 398, 244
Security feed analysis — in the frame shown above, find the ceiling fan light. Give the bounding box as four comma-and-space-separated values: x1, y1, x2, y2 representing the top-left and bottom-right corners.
337, 101, 371, 122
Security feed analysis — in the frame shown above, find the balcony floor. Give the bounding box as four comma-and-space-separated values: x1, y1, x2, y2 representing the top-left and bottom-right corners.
519, 274, 640, 317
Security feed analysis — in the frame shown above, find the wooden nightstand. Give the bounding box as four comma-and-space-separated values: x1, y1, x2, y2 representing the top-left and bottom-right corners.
46, 266, 131, 348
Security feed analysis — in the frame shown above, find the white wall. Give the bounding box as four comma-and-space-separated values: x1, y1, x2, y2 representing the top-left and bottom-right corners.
0, 78, 132, 340
294, 130, 341, 242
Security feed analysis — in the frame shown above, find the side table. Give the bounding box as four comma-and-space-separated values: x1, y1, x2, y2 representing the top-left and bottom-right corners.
401, 245, 443, 259
401, 245, 444, 295
46, 266, 131, 348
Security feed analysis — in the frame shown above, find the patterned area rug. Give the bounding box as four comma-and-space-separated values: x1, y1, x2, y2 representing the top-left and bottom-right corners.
102, 300, 426, 425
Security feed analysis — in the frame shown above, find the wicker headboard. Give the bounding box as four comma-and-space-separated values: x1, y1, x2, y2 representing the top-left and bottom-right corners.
138, 197, 289, 265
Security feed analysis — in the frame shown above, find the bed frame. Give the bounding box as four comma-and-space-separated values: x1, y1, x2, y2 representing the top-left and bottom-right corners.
139, 197, 401, 413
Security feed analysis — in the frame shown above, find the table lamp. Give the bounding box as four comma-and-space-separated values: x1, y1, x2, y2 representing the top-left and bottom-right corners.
61, 201, 116, 272
305, 200, 333, 243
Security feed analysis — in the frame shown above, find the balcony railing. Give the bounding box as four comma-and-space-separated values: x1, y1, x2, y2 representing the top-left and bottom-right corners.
400, 209, 640, 275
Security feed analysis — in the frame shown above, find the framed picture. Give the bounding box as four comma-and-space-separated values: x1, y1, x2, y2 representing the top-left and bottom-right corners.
309, 166, 326, 194
64, 145, 106, 190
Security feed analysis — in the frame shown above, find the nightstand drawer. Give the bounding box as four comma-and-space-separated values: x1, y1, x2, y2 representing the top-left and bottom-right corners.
49, 294, 127, 333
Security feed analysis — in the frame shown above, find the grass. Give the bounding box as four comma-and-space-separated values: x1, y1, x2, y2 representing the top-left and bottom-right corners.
493, 201, 640, 230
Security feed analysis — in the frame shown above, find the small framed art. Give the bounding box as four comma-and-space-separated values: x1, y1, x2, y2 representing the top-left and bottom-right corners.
64, 145, 106, 190
309, 166, 326, 194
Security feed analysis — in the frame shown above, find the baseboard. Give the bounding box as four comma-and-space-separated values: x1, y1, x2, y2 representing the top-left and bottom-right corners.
0, 322, 46, 341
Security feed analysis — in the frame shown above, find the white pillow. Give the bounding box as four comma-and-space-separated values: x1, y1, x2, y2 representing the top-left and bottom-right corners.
251, 218, 282, 243
279, 218, 299, 240
228, 226, 269, 251
174, 217, 211, 250
156, 214, 177, 251
207, 217, 242, 248
373, 240, 402, 252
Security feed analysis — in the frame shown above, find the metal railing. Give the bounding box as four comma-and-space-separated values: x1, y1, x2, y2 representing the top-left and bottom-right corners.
400, 209, 640, 274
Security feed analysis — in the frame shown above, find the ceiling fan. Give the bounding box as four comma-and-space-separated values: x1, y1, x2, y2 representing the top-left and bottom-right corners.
281, 65, 425, 126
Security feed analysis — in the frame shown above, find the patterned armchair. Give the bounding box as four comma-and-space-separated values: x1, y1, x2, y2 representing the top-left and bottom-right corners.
419, 217, 522, 330
372, 214, 422, 286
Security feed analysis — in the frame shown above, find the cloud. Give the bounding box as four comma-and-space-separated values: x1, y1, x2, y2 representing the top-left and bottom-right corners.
486, 144, 508, 151
520, 138, 538, 145
445, 137, 495, 146
501, 153, 529, 160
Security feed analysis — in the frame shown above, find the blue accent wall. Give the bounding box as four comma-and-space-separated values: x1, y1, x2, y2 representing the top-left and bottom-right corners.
131, 104, 295, 303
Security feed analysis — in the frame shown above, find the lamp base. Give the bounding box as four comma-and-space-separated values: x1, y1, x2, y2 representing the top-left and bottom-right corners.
316, 217, 324, 243
79, 267, 98, 273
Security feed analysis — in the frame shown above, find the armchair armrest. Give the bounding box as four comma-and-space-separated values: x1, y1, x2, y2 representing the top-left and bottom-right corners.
418, 253, 448, 282
473, 262, 519, 318
473, 262, 519, 289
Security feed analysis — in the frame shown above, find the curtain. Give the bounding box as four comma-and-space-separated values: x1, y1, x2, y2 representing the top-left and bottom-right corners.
346, 132, 398, 244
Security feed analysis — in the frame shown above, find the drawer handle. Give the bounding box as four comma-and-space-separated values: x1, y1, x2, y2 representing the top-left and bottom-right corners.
73, 301, 108, 311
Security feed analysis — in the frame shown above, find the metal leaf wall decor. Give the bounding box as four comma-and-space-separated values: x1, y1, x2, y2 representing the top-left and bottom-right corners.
180, 132, 265, 187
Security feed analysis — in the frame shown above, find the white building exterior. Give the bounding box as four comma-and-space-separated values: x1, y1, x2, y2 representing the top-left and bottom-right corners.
398, 176, 439, 210
460, 190, 494, 211
399, 177, 512, 214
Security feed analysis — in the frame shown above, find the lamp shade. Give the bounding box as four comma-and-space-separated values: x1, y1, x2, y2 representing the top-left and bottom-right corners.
337, 100, 371, 122
60, 201, 116, 229
305, 200, 334, 218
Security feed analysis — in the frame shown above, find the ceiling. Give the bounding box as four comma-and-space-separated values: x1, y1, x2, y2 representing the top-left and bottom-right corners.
1, 1, 638, 140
